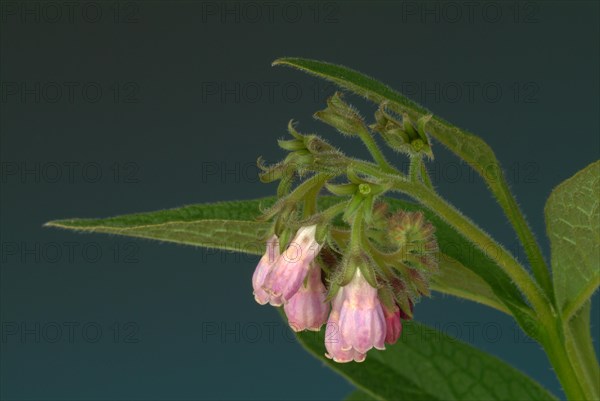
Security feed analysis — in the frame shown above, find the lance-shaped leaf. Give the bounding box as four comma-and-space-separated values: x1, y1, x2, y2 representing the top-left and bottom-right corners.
46, 197, 530, 319
46, 199, 274, 254
291, 317, 557, 401
272, 57, 552, 299
545, 160, 600, 320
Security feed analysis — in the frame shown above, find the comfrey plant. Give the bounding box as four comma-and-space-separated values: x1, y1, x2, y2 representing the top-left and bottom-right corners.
250, 101, 440, 362
48, 58, 598, 401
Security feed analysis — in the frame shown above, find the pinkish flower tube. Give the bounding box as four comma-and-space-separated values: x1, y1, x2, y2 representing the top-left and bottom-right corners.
324, 289, 366, 363
263, 225, 322, 304
252, 235, 281, 306
337, 269, 386, 354
284, 263, 330, 332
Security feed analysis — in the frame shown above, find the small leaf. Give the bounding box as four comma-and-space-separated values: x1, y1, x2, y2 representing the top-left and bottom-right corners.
291, 316, 557, 401
545, 160, 600, 319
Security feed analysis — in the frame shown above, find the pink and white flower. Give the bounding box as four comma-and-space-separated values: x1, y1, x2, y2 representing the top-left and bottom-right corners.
337, 269, 386, 354
325, 289, 366, 363
263, 225, 322, 304
252, 235, 281, 306
284, 263, 330, 332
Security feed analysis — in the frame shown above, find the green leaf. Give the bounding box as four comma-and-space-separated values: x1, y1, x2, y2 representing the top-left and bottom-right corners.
345, 390, 378, 401
46, 199, 276, 254
545, 160, 600, 319
291, 317, 556, 401
430, 254, 510, 315
46, 197, 530, 320
272, 57, 552, 299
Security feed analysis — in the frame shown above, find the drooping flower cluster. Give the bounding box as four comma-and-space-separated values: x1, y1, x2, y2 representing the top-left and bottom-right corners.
252, 222, 426, 363
251, 93, 439, 363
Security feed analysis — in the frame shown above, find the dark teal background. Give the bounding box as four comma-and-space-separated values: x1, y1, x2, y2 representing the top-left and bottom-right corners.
1, 1, 599, 400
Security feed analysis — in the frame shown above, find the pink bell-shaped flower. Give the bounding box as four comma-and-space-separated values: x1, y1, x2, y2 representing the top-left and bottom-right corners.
324, 289, 366, 363
252, 235, 281, 306
284, 262, 330, 332
338, 269, 386, 354
263, 225, 322, 304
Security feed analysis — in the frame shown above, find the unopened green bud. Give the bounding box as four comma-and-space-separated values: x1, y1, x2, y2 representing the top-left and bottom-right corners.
304, 135, 335, 154
373, 105, 434, 158
287, 149, 314, 168
258, 158, 285, 183
314, 92, 366, 136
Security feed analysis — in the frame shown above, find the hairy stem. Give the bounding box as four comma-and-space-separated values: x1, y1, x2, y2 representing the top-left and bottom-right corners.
356, 127, 398, 175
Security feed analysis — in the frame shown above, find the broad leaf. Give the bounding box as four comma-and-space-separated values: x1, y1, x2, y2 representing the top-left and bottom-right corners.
272, 57, 552, 297
47, 197, 530, 320
291, 317, 556, 401
545, 160, 600, 319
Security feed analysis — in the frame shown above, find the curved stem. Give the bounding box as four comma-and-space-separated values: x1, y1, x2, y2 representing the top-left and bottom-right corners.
349, 203, 365, 254
543, 328, 587, 401
495, 178, 554, 303
356, 127, 398, 175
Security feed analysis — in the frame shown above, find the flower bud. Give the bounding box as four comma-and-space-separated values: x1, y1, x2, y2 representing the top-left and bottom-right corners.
284, 263, 330, 332
371, 105, 433, 158
382, 302, 402, 345
389, 210, 438, 257
314, 92, 366, 136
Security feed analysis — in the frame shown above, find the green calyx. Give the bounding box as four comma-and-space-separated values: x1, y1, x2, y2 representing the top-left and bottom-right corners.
371, 104, 433, 158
